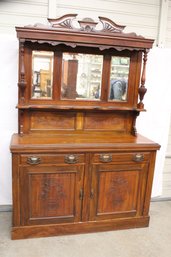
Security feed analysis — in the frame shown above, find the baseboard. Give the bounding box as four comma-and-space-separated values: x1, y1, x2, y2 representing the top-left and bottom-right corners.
151, 197, 171, 202
0, 205, 12, 212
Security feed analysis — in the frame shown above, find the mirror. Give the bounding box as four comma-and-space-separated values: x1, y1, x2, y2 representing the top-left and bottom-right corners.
109, 56, 130, 101
61, 53, 103, 100
32, 51, 54, 99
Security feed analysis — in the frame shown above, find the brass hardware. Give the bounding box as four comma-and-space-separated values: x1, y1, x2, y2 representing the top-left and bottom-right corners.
100, 154, 112, 163
27, 156, 41, 165
64, 154, 78, 164
79, 188, 84, 200
90, 189, 94, 199
133, 153, 144, 162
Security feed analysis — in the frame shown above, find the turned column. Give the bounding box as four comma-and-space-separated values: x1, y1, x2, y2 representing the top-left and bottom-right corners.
18, 39, 26, 103
137, 49, 149, 109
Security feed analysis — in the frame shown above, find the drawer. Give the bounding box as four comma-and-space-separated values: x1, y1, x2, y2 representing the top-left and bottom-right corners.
20, 153, 85, 165
92, 152, 150, 164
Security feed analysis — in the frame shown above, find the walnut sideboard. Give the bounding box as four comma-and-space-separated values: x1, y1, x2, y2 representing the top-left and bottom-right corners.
10, 14, 160, 239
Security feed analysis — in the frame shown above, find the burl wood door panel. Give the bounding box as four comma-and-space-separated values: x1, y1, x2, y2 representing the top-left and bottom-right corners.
20, 165, 84, 225
89, 163, 148, 220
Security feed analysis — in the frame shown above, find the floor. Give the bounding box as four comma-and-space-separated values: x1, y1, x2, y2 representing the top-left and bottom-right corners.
0, 201, 171, 257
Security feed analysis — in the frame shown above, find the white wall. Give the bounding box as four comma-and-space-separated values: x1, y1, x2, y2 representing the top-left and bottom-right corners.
166, 0, 171, 47
0, 0, 48, 34
0, 35, 18, 204
0, 0, 161, 40
55, 0, 160, 39
0, 0, 170, 204
137, 48, 171, 196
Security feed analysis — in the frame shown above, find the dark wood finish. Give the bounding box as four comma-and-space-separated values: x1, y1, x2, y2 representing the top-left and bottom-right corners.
138, 50, 148, 109
11, 15, 160, 239
89, 163, 148, 220
20, 165, 84, 225
12, 216, 150, 240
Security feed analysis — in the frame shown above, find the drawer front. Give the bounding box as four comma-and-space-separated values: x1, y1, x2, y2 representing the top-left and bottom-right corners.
92, 152, 150, 164
20, 153, 85, 165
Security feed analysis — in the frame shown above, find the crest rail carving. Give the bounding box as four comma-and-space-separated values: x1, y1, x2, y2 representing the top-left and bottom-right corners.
48, 14, 126, 33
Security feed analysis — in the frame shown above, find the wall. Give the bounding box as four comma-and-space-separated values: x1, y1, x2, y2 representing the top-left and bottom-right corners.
166, 0, 171, 47
0, 35, 18, 205
0, 0, 170, 204
137, 47, 171, 197
0, 0, 161, 40
0, 0, 48, 34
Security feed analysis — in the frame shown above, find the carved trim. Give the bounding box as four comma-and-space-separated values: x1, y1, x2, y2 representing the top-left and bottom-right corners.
19, 109, 24, 135
131, 111, 140, 137
21, 14, 151, 51
48, 14, 77, 29
78, 18, 98, 32
30, 39, 77, 48
18, 40, 26, 103
47, 14, 126, 34
49, 15, 125, 33
137, 49, 149, 109
27, 39, 144, 51
98, 16, 125, 33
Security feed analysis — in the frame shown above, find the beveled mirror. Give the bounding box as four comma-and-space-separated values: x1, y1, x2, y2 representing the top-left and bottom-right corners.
61, 53, 103, 100
32, 51, 54, 99
109, 56, 130, 101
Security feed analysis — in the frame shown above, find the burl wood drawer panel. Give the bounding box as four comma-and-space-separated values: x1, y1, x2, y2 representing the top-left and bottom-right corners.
20, 153, 85, 165
92, 152, 150, 163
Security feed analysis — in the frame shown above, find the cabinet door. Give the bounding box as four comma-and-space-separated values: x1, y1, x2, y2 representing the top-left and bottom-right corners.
20, 165, 84, 225
89, 163, 148, 221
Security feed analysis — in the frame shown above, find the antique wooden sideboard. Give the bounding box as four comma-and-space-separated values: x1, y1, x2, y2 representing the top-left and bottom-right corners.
10, 14, 160, 239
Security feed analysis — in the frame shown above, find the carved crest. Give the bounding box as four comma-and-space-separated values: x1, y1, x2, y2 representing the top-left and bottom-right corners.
22, 14, 149, 51
99, 16, 125, 33
48, 14, 77, 29
48, 14, 126, 33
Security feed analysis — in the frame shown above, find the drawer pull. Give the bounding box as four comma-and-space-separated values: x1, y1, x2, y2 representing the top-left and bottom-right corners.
27, 156, 41, 165
64, 154, 78, 164
133, 153, 144, 162
100, 154, 112, 163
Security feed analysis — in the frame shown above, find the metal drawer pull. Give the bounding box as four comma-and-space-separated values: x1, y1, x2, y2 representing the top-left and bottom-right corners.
27, 156, 41, 165
64, 154, 78, 164
133, 153, 144, 162
100, 154, 112, 163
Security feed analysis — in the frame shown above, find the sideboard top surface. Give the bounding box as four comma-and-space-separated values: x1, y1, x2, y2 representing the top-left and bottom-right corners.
10, 133, 160, 153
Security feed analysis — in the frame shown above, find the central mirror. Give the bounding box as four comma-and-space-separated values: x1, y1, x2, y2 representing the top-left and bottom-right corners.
61, 53, 103, 100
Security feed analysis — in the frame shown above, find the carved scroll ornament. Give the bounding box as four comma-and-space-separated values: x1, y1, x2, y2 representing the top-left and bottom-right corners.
47, 14, 126, 33
24, 14, 147, 51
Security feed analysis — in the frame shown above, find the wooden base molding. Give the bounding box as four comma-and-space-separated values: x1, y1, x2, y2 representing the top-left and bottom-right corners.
12, 216, 150, 240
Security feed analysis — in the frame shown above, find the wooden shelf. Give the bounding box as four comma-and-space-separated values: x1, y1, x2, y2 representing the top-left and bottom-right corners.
17, 104, 146, 112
